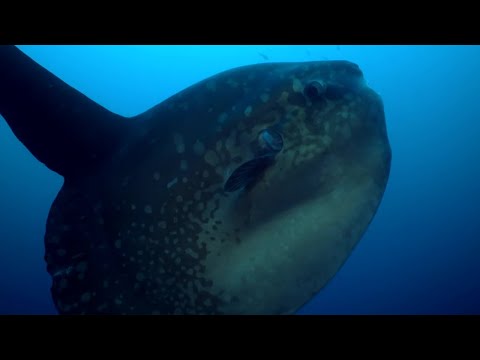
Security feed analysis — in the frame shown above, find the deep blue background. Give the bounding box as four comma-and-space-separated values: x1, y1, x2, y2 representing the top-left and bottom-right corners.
0, 45, 479, 314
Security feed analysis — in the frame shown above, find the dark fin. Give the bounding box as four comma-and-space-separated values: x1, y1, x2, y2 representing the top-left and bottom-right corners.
224, 155, 275, 192
0, 46, 133, 178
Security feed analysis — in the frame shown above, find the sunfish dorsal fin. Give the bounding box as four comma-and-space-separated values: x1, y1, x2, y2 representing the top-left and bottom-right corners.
0, 45, 133, 177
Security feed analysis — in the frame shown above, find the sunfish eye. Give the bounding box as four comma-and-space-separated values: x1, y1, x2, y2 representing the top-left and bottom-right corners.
259, 128, 283, 153
303, 80, 327, 100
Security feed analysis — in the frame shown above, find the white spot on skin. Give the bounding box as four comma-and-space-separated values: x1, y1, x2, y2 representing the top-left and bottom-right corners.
193, 140, 205, 156
167, 177, 178, 188
244, 106, 252, 117
341, 124, 352, 139
185, 248, 199, 259
206, 80, 216, 92
204, 150, 219, 166
217, 112, 228, 123
194, 191, 202, 201
324, 122, 330, 133
173, 133, 185, 154
322, 135, 332, 147
227, 78, 238, 88
180, 160, 188, 171
225, 132, 236, 152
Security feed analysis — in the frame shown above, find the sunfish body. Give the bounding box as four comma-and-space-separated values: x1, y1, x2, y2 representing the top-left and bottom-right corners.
0, 46, 391, 314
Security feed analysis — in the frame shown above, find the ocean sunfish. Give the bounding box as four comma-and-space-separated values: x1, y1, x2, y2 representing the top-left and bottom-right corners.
0, 46, 391, 314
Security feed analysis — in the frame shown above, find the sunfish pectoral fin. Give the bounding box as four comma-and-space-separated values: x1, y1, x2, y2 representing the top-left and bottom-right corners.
224, 155, 275, 193
0, 45, 134, 178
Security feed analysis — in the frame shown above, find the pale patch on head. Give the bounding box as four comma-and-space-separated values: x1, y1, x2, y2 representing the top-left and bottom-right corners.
292, 78, 303, 93
260, 93, 270, 103
244, 106, 253, 117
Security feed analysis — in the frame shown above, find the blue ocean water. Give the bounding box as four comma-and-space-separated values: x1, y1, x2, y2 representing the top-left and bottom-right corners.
0, 45, 479, 315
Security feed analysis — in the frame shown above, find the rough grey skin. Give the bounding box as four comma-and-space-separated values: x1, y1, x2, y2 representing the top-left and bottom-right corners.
44, 61, 391, 314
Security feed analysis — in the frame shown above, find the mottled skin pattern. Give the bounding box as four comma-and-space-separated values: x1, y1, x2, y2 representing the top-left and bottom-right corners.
44, 61, 391, 314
